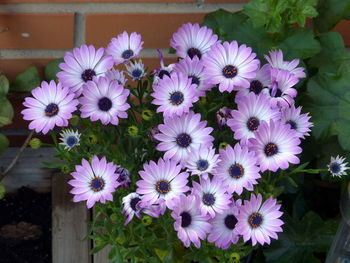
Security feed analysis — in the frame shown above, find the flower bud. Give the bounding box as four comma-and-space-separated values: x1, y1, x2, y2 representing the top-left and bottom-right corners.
69, 114, 80, 126
219, 142, 228, 150
141, 110, 153, 121
87, 134, 98, 144
128, 125, 139, 136
29, 138, 42, 149
141, 215, 152, 226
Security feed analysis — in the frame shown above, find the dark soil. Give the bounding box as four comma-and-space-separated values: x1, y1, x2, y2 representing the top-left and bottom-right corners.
0, 187, 51, 263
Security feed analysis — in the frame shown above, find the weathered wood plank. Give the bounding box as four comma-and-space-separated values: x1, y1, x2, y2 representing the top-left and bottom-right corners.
52, 173, 92, 263
92, 208, 112, 263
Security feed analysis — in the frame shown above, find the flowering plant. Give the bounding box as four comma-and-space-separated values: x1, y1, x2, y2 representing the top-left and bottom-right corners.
20, 4, 349, 263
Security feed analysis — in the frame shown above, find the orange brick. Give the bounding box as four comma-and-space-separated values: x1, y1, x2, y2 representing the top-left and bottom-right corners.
333, 20, 350, 47
0, 13, 74, 49
86, 13, 206, 49
0, 0, 194, 2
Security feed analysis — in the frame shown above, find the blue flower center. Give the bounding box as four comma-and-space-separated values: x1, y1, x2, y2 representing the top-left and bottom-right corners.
202, 193, 216, 206
224, 214, 237, 230
169, 91, 184, 105
187, 48, 202, 59
229, 164, 244, 179
158, 70, 170, 79
247, 117, 260, 131
156, 180, 171, 194
130, 197, 141, 211
122, 49, 134, 60
286, 120, 297, 130
180, 211, 192, 228
132, 69, 143, 79
81, 69, 96, 82
249, 80, 263, 94
176, 133, 191, 148
45, 103, 59, 117
90, 177, 105, 192
98, 97, 112, 111
66, 136, 77, 147
190, 75, 200, 86
248, 212, 263, 228
197, 159, 209, 171
222, 65, 238, 79
330, 163, 341, 174
264, 143, 278, 157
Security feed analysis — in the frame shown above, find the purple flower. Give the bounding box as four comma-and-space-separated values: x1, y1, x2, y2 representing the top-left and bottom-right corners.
281, 105, 313, 139
122, 192, 142, 225
192, 176, 232, 218
140, 199, 167, 218
236, 194, 284, 246
105, 69, 127, 86
262, 69, 298, 108
264, 49, 306, 79
57, 45, 114, 96
208, 200, 242, 249
328, 155, 349, 178
154, 111, 214, 164
126, 60, 146, 81
174, 56, 212, 97
228, 93, 280, 144
170, 195, 212, 248
248, 120, 302, 172
185, 146, 220, 177
170, 23, 219, 60
215, 107, 233, 130
22, 80, 78, 134
68, 156, 120, 209
202, 41, 260, 93
136, 158, 189, 208
106, 31, 143, 65
79, 76, 130, 125
152, 49, 176, 84
116, 165, 131, 188
214, 144, 260, 195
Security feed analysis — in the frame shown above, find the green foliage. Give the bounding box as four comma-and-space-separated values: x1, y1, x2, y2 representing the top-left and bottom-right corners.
0, 75, 9, 96
45, 58, 63, 82
0, 97, 14, 128
0, 133, 9, 155
11, 66, 40, 92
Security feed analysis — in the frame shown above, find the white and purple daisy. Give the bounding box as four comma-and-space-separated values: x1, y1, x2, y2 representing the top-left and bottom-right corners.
281, 105, 313, 139
236, 194, 284, 246
140, 199, 167, 218
57, 45, 114, 96
170, 194, 212, 248
262, 69, 298, 108
248, 120, 302, 172
154, 111, 214, 164
170, 23, 219, 60
136, 158, 189, 208
79, 76, 130, 125
192, 177, 232, 218
68, 156, 120, 209
151, 72, 198, 118
152, 49, 176, 84
215, 107, 233, 130
106, 31, 143, 65
214, 144, 260, 195
208, 200, 242, 249
174, 56, 212, 97
228, 93, 280, 144
126, 60, 146, 81
185, 146, 220, 177
122, 192, 142, 225
328, 155, 349, 178
264, 49, 306, 79
116, 165, 131, 188
59, 129, 81, 150
22, 80, 78, 134
202, 41, 260, 93
105, 69, 127, 86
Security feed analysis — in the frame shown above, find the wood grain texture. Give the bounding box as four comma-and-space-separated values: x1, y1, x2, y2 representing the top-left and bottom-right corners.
52, 173, 92, 263
92, 208, 112, 263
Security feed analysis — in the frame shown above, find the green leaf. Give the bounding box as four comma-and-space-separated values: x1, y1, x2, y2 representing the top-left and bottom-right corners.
0, 133, 9, 155
0, 97, 14, 127
45, 58, 63, 82
41, 161, 64, 168
11, 66, 40, 92
0, 74, 9, 96
0, 116, 11, 127
288, 0, 318, 27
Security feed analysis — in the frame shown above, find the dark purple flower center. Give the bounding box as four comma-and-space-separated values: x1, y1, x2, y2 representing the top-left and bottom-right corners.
270, 88, 283, 98
98, 97, 112, 112
197, 159, 209, 171
180, 211, 192, 228
202, 193, 216, 206
176, 133, 192, 148
286, 120, 297, 130
229, 164, 244, 179
81, 69, 96, 82
45, 103, 59, 117
158, 70, 170, 79
130, 197, 141, 211
222, 65, 238, 79
122, 49, 134, 60
187, 48, 202, 59
330, 163, 341, 174
156, 180, 171, 194
66, 136, 78, 147
169, 91, 184, 105
90, 177, 105, 192
248, 212, 263, 228
264, 143, 278, 157
189, 75, 200, 86
249, 80, 263, 94
224, 214, 237, 230
247, 117, 260, 131
132, 69, 143, 79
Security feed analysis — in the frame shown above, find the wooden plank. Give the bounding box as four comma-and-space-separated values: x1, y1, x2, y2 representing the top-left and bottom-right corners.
52, 173, 92, 263
92, 208, 112, 263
